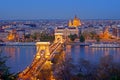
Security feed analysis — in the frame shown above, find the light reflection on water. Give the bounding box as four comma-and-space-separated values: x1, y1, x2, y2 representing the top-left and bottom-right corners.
1, 46, 36, 73
0, 45, 120, 73
66, 45, 120, 64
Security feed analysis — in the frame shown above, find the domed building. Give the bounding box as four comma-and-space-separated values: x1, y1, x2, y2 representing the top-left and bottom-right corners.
7, 29, 17, 41
68, 15, 81, 27
55, 16, 81, 39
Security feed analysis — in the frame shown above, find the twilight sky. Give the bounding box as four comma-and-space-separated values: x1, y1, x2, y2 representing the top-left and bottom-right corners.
0, 0, 120, 20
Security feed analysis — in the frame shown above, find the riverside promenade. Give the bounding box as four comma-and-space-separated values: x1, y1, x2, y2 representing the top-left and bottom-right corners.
0, 42, 36, 46
65, 40, 120, 48
89, 43, 120, 48
1, 41, 120, 48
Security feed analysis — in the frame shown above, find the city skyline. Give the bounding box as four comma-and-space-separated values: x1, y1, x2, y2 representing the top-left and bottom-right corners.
0, 0, 120, 20
0, 1, 120, 79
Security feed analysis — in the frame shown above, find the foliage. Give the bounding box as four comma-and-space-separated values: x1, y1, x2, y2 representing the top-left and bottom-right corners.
68, 34, 77, 41
0, 40, 4, 42
40, 34, 55, 42
52, 53, 120, 80
24, 32, 55, 42
82, 31, 90, 39
79, 35, 85, 42
24, 34, 31, 39
82, 31, 98, 40
31, 33, 37, 40
90, 31, 97, 39
0, 48, 16, 80
96, 35, 100, 42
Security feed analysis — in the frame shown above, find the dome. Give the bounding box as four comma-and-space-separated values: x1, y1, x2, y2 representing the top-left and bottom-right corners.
68, 15, 81, 27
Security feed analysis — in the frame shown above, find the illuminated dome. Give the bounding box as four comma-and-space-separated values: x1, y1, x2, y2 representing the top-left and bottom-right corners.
68, 15, 81, 27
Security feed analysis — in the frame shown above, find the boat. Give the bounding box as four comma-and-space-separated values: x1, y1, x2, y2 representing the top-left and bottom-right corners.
0, 43, 6, 46
89, 43, 120, 48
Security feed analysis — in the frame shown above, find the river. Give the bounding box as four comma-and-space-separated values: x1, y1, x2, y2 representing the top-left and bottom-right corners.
0, 45, 120, 73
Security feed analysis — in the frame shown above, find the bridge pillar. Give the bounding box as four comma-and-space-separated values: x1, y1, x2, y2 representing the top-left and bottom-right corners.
36, 42, 50, 59
54, 33, 63, 43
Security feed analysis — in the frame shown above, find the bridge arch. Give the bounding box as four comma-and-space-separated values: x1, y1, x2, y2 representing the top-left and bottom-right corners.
36, 42, 50, 59
54, 33, 63, 43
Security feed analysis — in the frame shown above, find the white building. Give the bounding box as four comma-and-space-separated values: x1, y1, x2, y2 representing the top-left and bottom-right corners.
112, 25, 120, 39
55, 26, 79, 38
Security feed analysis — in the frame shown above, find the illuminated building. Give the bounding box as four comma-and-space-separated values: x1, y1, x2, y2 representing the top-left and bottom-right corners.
55, 27, 79, 38
99, 27, 110, 39
68, 15, 81, 27
7, 32, 15, 41
103, 27, 110, 39
0, 31, 9, 41
112, 25, 120, 39
55, 16, 81, 39
7, 29, 25, 42
7, 29, 17, 41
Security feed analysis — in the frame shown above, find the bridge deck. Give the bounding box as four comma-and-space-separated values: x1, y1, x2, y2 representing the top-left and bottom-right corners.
18, 41, 63, 79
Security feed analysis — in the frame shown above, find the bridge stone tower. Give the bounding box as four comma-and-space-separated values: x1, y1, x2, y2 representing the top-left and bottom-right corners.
54, 33, 63, 43
36, 42, 50, 59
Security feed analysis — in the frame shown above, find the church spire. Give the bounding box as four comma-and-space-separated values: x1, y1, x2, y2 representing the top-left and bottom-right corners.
68, 19, 72, 27
74, 15, 77, 19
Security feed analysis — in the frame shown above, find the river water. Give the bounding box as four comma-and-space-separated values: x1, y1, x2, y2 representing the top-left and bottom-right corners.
0, 45, 120, 73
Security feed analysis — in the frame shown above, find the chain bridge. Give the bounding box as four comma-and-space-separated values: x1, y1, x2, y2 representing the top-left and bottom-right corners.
18, 33, 65, 80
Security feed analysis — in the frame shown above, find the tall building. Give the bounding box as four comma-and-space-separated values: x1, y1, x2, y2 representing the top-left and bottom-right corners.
68, 15, 81, 27
55, 16, 82, 39
68, 20, 72, 27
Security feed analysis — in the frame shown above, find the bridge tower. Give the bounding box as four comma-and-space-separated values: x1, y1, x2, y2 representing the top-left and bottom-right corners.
35, 42, 55, 80
54, 33, 63, 43
36, 42, 50, 59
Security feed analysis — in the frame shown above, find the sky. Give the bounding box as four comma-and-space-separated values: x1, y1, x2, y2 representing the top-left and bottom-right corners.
0, 0, 120, 20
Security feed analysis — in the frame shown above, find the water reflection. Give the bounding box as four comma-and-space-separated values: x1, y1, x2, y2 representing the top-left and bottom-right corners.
1, 46, 36, 73
1, 45, 120, 73
66, 45, 120, 64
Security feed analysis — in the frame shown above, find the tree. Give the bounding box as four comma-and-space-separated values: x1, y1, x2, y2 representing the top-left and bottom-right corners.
82, 31, 90, 39
68, 34, 77, 42
24, 34, 30, 39
0, 40, 4, 42
31, 33, 37, 40
0, 47, 16, 80
40, 34, 55, 42
79, 35, 85, 42
90, 31, 97, 39
96, 35, 100, 42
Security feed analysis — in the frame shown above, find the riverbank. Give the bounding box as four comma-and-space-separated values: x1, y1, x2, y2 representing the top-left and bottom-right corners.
89, 43, 120, 48
66, 42, 90, 46
0, 42, 36, 46
66, 41, 120, 48
1, 41, 120, 48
